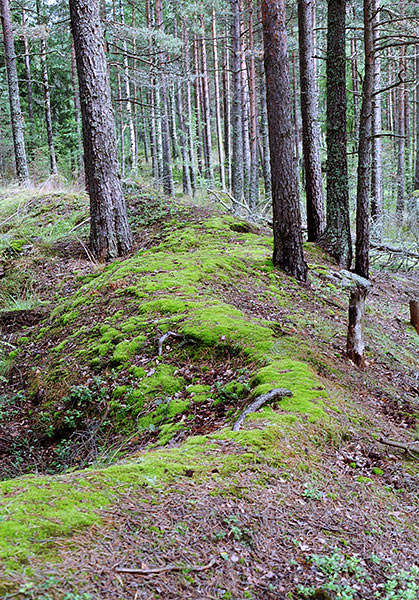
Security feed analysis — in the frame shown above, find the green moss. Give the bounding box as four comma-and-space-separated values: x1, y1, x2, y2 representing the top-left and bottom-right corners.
99, 325, 123, 344
192, 394, 211, 403
130, 366, 146, 379
60, 310, 79, 326
158, 422, 187, 445
51, 339, 68, 353
112, 334, 146, 364
188, 384, 211, 394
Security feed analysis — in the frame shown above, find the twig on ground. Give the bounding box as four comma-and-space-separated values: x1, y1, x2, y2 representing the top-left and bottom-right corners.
76, 237, 96, 264
157, 331, 181, 356
115, 557, 216, 576
233, 388, 293, 432
69, 217, 90, 233
378, 436, 419, 459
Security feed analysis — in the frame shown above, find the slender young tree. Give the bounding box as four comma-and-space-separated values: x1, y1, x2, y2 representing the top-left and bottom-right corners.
247, 0, 259, 209
321, 0, 352, 268
298, 0, 325, 241
155, 0, 174, 196
36, 0, 58, 175
21, 7, 34, 126
396, 45, 406, 222
69, 0, 132, 260
0, 0, 29, 183
355, 0, 374, 279
212, 8, 225, 190
415, 45, 419, 191
262, 0, 308, 282
370, 0, 383, 231
230, 0, 244, 205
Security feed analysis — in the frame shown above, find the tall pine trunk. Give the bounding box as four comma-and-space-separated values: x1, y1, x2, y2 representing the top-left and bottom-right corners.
355, 0, 374, 280
0, 0, 29, 183
199, 19, 214, 185
247, 0, 259, 209
262, 0, 308, 282
155, 0, 174, 196
230, 0, 244, 206
69, 0, 132, 260
298, 0, 325, 241
118, 0, 137, 171
396, 45, 406, 222
21, 8, 34, 126
371, 0, 383, 233
212, 9, 225, 190
36, 0, 57, 175
222, 35, 232, 189
321, 0, 352, 268
415, 46, 419, 191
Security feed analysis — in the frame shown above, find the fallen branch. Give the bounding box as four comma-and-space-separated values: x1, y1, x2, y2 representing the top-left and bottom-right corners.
370, 242, 419, 260
207, 189, 272, 227
115, 558, 216, 576
69, 217, 90, 233
233, 388, 293, 432
157, 331, 181, 356
378, 436, 419, 459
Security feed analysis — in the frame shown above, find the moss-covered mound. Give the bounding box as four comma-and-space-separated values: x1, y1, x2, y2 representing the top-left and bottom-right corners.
1, 189, 417, 598
13, 213, 329, 449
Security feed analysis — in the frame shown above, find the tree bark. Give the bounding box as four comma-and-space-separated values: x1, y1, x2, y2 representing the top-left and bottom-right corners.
0, 0, 29, 183
71, 41, 83, 173
370, 0, 383, 232
145, 0, 159, 182
212, 9, 225, 190
155, 0, 174, 196
262, 0, 308, 282
258, 45, 272, 204
199, 19, 214, 185
415, 46, 419, 191
183, 25, 197, 195
69, 0, 132, 260
320, 0, 352, 269
298, 0, 325, 241
230, 0, 244, 206
247, 0, 259, 209
410, 300, 419, 334
36, 0, 58, 175
396, 45, 406, 222
347, 285, 369, 367
222, 33, 232, 190
118, 0, 137, 171
193, 35, 204, 179
21, 8, 34, 125
355, 0, 374, 280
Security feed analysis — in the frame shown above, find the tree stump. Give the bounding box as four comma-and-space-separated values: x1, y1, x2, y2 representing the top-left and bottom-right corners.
344, 272, 371, 368
410, 300, 419, 334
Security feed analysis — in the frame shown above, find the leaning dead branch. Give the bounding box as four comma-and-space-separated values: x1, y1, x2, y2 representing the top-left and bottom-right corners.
233, 388, 293, 432
157, 331, 181, 356
370, 242, 419, 260
207, 188, 272, 227
115, 557, 216, 576
378, 436, 419, 459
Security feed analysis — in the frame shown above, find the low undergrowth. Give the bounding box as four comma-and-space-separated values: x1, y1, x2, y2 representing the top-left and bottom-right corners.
0, 185, 418, 598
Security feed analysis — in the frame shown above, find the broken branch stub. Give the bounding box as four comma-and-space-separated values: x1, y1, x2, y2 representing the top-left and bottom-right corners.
233, 388, 292, 431
409, 300, 419, 334
343, 272, 371, 368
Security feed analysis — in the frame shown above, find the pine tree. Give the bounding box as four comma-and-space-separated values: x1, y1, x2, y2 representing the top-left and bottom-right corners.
69, 0, 132, 260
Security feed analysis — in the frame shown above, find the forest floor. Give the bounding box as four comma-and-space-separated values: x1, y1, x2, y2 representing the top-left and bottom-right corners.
0, 184, 418, 600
